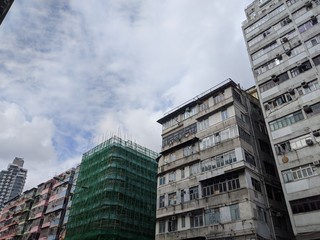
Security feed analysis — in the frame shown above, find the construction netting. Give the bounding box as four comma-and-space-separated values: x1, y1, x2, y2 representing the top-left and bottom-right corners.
65, 136, 158, 240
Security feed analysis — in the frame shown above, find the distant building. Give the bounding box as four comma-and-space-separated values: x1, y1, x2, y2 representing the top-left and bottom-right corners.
65, 136, 158, 240
156, 79, 293, 240
0, 168, 76, 239
0, 157, 27, 208
0, 0, 14, 25
243, 0, 320, 239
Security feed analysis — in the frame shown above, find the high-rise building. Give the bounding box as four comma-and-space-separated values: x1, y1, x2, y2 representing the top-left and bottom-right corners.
0, 157, 27, 208
0, 168, 76, 240
65, 136, 158, 240
242, 1, 320, 239
155, 79, 293, 240
0, 0, 14, 25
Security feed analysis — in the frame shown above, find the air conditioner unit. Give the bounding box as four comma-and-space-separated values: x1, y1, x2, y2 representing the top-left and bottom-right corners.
301, 81, 309, 88
285, 49, 292, 56
288, 88, 295, 95
282, 37, 288, 43
303, 105, 313, 113
313, 160, 320, 166
276, 53, 282, 60
313, 130, 320, 137
187, 212, 193, 217
306, 139, 314, 146
305, 1, 313, 9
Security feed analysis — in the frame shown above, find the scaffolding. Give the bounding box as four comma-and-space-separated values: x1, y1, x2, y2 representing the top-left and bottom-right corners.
65, 136, 159, 240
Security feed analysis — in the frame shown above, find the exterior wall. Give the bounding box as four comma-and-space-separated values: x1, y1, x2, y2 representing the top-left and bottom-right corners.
156, 80, 293, 240
243, 1, 320, 239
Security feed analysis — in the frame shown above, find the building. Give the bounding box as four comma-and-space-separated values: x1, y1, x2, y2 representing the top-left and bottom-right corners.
155, 79, 293, 240
65, 136, 158, 240
0, 0, 14, 25
0, 157, 27, 209
0, 188, 36, 239
242, 0, 320, 239
0, 168, 76, 240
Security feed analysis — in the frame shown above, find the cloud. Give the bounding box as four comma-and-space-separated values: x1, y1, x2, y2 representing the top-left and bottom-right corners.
0, 0, 254, 190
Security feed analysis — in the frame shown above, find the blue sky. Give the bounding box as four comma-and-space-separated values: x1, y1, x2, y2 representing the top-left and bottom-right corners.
0, 0, 254, 189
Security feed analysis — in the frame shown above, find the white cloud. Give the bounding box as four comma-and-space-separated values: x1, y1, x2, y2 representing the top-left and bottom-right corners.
0, 0, 254, 190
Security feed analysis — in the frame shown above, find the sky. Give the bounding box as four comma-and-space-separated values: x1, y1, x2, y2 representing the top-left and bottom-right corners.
0, 0, 254, 190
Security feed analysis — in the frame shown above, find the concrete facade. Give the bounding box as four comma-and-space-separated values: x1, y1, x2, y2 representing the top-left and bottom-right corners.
0, 158, 27, 209
156, 80, 293, 240
242, 1, 320, 239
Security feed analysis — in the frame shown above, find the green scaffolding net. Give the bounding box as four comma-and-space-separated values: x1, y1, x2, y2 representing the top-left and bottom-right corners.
65, 136, 158, 240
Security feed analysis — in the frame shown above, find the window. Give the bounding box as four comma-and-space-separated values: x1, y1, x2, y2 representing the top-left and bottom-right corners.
244, 4, 286, 34
198, 118, 209, 131
183, 145, 194, 156
290, 195, 320, 214
213, 93, 225, 104
180, 189, 185, 203
205, 208, 220, 225
252, 177, 262, 192
190, 213, 204, 228
181, 215, 186, 228
199, 100, 209, 111
282, 164, 314, 183
159, 221, 166, 233
189, 186, 199, 200
255, 58, 283, 75
168, 192, 177, 206
290, 61, 312, 77
297, 79, 320, 95
202, 174, 240, 197
159, 176, 166, 186
298, 17, 318, 33
290, 134, 312, 150
221, 109, 229, 120
259, 72, 290, 93
287, 0, 299, 6
181, 168, 185, 179
306, 34, 320, 48
201, 150, 236, 172
239, 127, 251, 144
251, 40, 279, 61
269, 111, 304, 131
184, 106, 198, 119
190, 163, 200, 176
162, 123, 197, 147
230, 204, 240, 221
163, 117, 179, 130
159, 195, 165, 208
275, 141, 291, 155
168, 219, 177, 232
264, 92, 295, 111
245, 151, 256, 166
168, 171, 176, 182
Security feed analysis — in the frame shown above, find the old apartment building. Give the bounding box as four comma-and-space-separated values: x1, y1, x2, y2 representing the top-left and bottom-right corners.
156, 79, 293, 240
243, 0, 320, 239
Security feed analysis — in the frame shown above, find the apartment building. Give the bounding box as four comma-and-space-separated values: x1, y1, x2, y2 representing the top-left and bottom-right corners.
155, 79, 293, 240
0, 188, 36, 239
242, 0, 320, 239
0, 157, 27, 209
0, 168, 76, 240
0, 0, 14, 25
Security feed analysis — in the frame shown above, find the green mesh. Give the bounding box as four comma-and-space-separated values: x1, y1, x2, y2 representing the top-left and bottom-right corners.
65, 137, 158, 240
